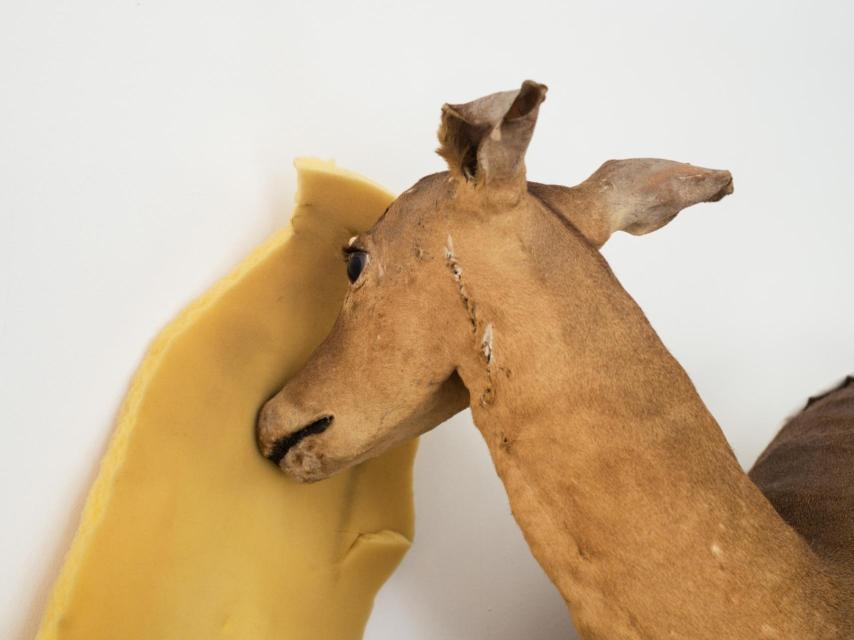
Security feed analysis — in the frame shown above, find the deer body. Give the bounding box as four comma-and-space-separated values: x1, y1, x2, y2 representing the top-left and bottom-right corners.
451, 185, 848, 637
257, 82, 854, 638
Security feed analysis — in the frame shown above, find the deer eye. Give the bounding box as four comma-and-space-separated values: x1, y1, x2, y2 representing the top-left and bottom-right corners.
346, 250, 369, 283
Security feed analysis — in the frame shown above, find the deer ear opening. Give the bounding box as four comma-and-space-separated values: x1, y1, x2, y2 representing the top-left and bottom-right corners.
437, 80, 547, 187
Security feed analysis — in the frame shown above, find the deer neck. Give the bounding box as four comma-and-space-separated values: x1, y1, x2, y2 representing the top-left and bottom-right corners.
450, 210, 844, 639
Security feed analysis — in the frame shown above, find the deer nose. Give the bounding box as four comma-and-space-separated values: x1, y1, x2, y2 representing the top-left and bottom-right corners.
255, 402, 333, 467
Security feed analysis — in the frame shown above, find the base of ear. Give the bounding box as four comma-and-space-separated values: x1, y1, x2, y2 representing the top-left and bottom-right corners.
35, 158, 416, 640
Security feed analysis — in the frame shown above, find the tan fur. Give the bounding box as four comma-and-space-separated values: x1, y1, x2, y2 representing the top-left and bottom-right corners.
257, 81, 853, 638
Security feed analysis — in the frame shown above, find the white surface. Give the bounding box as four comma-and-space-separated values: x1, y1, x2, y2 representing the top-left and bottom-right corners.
1, 2, 853, 639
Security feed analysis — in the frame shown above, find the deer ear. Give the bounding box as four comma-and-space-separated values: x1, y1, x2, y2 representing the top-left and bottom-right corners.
437, 80, 547, 187
554, 159, 734, 248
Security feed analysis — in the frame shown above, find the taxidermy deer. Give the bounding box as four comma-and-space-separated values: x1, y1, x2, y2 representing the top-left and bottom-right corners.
257, 81, 854, 639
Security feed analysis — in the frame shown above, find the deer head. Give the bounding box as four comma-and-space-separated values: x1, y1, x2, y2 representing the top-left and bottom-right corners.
255, 80, 733, 482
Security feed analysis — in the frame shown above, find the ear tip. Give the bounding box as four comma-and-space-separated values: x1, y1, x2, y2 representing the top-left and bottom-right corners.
521, 79, 548, 90
521, 79, 549, 98
708, 170, 734, 201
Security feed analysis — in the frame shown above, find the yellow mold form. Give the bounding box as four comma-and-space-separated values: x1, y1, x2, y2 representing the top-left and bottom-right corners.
36, 158, 415, 640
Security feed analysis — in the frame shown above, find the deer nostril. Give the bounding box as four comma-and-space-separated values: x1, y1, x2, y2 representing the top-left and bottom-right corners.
265, 416, 334, 467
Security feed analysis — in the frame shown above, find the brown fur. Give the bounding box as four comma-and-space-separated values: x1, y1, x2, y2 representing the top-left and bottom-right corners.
750, 377, 854, 584
257, 81, 853, 638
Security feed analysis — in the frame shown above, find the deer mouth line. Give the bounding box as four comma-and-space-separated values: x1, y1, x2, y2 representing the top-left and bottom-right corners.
267, 416, 333, 466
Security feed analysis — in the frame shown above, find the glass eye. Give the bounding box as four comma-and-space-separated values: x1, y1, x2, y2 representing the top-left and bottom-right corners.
346, 251, 369, 283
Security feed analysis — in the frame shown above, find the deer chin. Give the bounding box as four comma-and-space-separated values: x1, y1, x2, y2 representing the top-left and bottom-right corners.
279, 424, 370, 483
281, 434, 337, 483
280, 423, 407, 483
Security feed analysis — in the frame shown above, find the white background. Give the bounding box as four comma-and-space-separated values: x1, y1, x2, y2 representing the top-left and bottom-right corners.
2, 2, 853, 639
